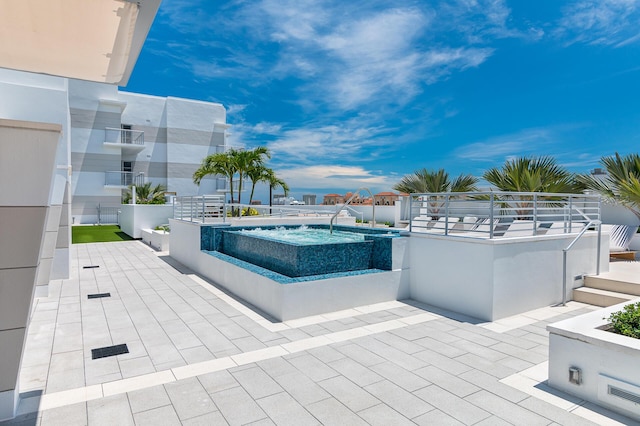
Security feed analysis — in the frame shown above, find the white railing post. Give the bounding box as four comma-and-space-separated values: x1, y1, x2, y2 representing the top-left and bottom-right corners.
489, 192, 494, 239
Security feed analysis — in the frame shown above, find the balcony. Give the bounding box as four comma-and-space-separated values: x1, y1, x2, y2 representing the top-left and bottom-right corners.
105, 171, 145, 188
104, 127, 145, 152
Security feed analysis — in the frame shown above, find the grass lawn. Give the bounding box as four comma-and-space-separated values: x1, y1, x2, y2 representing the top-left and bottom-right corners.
72, 225, 135, 244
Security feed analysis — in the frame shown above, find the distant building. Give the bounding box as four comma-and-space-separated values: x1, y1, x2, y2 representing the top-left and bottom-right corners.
323, 193, 344, 205
374, 191, 402, 206
302, 194, 317, 205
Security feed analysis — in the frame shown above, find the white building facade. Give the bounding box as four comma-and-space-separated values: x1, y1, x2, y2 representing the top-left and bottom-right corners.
69, 80, 229, 224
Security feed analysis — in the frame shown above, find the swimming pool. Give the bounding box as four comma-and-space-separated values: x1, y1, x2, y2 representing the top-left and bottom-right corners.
201, 224, 399, 279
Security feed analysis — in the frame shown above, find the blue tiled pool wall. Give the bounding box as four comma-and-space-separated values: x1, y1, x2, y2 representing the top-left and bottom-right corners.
223, 231, 374, 277
200, 224, 397, 277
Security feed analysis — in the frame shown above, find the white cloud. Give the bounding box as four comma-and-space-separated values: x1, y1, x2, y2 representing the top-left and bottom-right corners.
557, 0, 640, 46
277, 165, 394, 190
455, 128, 556, 161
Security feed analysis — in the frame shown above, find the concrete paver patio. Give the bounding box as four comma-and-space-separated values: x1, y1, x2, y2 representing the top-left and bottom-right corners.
2, 240, 638, 425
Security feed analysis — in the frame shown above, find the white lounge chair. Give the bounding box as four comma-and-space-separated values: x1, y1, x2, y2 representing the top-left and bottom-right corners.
602, 224, 638, 260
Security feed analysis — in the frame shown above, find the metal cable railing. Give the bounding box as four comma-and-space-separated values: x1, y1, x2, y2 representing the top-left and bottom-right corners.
408, 191, 601, 238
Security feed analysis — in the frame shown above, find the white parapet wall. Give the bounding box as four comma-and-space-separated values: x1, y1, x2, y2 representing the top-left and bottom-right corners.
548, 301, 640, 422
408, 232, 608, 321
120, 204, 174, 239
169, 219, 410, 321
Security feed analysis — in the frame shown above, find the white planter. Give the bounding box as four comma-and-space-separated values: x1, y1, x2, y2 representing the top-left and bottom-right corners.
141, 228, 170, 251
120, 204, 174, 238
548, 300, 640, 422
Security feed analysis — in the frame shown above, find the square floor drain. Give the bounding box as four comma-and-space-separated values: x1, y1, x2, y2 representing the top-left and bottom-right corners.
91, 344, 129, 360
87, 293, 111, 299
83, 265, 100, 269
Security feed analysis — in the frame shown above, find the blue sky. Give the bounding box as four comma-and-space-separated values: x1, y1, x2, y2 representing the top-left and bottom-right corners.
126, 0, 640, 202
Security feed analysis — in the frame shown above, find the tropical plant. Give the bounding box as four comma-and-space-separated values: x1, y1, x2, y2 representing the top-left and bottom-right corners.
577, 153, 640, 220
394, 168, 478, 219
483, 156, 583, 219
264, 169, 290, 207
193, 147, 271, 216
608, 301, 640, 339
393, 168, 478, 194
483, 156, 582, 193
122, 182, 167, 204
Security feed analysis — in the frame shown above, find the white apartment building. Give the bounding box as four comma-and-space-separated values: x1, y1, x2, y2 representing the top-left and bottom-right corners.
68, 80, 229, 223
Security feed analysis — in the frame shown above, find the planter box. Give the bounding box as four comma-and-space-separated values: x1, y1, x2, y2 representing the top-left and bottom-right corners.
547, 300, 640, 421
141, 229, 170, 251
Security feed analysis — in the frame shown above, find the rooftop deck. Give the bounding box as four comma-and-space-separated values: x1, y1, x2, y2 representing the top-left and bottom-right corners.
3, 241, 638, 425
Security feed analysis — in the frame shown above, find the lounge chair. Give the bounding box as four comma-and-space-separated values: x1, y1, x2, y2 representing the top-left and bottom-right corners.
602, 224, 638, 260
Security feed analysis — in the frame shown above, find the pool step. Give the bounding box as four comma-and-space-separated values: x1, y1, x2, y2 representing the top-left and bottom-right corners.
573, 287, 636, 307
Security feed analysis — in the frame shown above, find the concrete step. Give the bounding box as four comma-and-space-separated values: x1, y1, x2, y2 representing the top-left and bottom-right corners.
572, 286, 637, 307
584, 275, 640, 296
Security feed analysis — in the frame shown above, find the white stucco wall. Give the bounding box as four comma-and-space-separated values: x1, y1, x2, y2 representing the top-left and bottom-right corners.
408, 232, 608, 321
548, 301, 640, 422
120, 204, 174, 238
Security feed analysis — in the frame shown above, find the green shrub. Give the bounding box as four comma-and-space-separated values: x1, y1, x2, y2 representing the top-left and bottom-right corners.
154, 224, 170, 232
608, 302, 640, 339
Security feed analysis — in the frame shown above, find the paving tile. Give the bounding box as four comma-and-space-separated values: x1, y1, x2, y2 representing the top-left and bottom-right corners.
412, 409, 464, 425
305, 346, 346, 363
118, 356, 155, 379
327, 357, 383, 387
126, 384, 171, 414
370, 361, 431, 392
364, 379, 433, 419
256, 392, 319, 426
334, 343, 386, 366
414, 365, 480, 398
287, 354, 338, 382
39, 401, 87, 426
317, 376, 379, 412
356, 336, 427, 371
87, 394, 134, 426
305, 397, 368, 426
517, 396, 600, 426
465, 390, 550, 425
413, 349, 472, 376
181, 410, 229, 426
272, 371, 331, 406
231, 366, 283, 399
455, 353, 517, 379
132, 404, 181, 426
357, 403, 416, 426
179, 345, 214, 364
209, 386, 268, 426
255, 357, 298, 378
458, 369, 529, 404
373, 331, 425, 354
414, 385, 490, 425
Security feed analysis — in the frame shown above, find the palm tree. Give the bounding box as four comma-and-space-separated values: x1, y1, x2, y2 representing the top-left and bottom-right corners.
578, 153, 640, 219
393, 168, 478, 194
265, 169, 290, 207
394, 168, 478, 219
483, 156, 581, 193
193, 146, 271, 216
123, 182, 167, 204
483, 156, 583, 218
194, 150, 237, 212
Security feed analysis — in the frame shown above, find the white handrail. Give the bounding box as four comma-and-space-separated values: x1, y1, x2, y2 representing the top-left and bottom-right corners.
330, 187, 375, 233
561, 219, 602, 305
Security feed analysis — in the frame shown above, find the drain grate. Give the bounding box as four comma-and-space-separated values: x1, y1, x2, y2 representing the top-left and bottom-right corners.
87, 293, 111, 299
609, 385, 640, 404
91, 344, 129, 360
83, 265, 100, 269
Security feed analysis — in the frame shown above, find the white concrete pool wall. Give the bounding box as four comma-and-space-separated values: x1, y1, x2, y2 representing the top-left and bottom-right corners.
169, 219, 410, 321
408, 231, 608, 321
170, 219, 607, 322
547, 300, 640, 422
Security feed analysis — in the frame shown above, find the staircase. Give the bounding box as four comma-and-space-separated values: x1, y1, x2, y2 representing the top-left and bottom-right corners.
573, 261, 640, 307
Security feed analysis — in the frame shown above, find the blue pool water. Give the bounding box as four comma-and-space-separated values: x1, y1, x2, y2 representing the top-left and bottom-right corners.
235, 225, 365, 245
201, 224, 400, 280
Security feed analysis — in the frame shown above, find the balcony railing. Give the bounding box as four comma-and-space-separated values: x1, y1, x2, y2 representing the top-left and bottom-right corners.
408, 191, 601, 238
104, 127, 144, 146
105, 171, 145, 187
